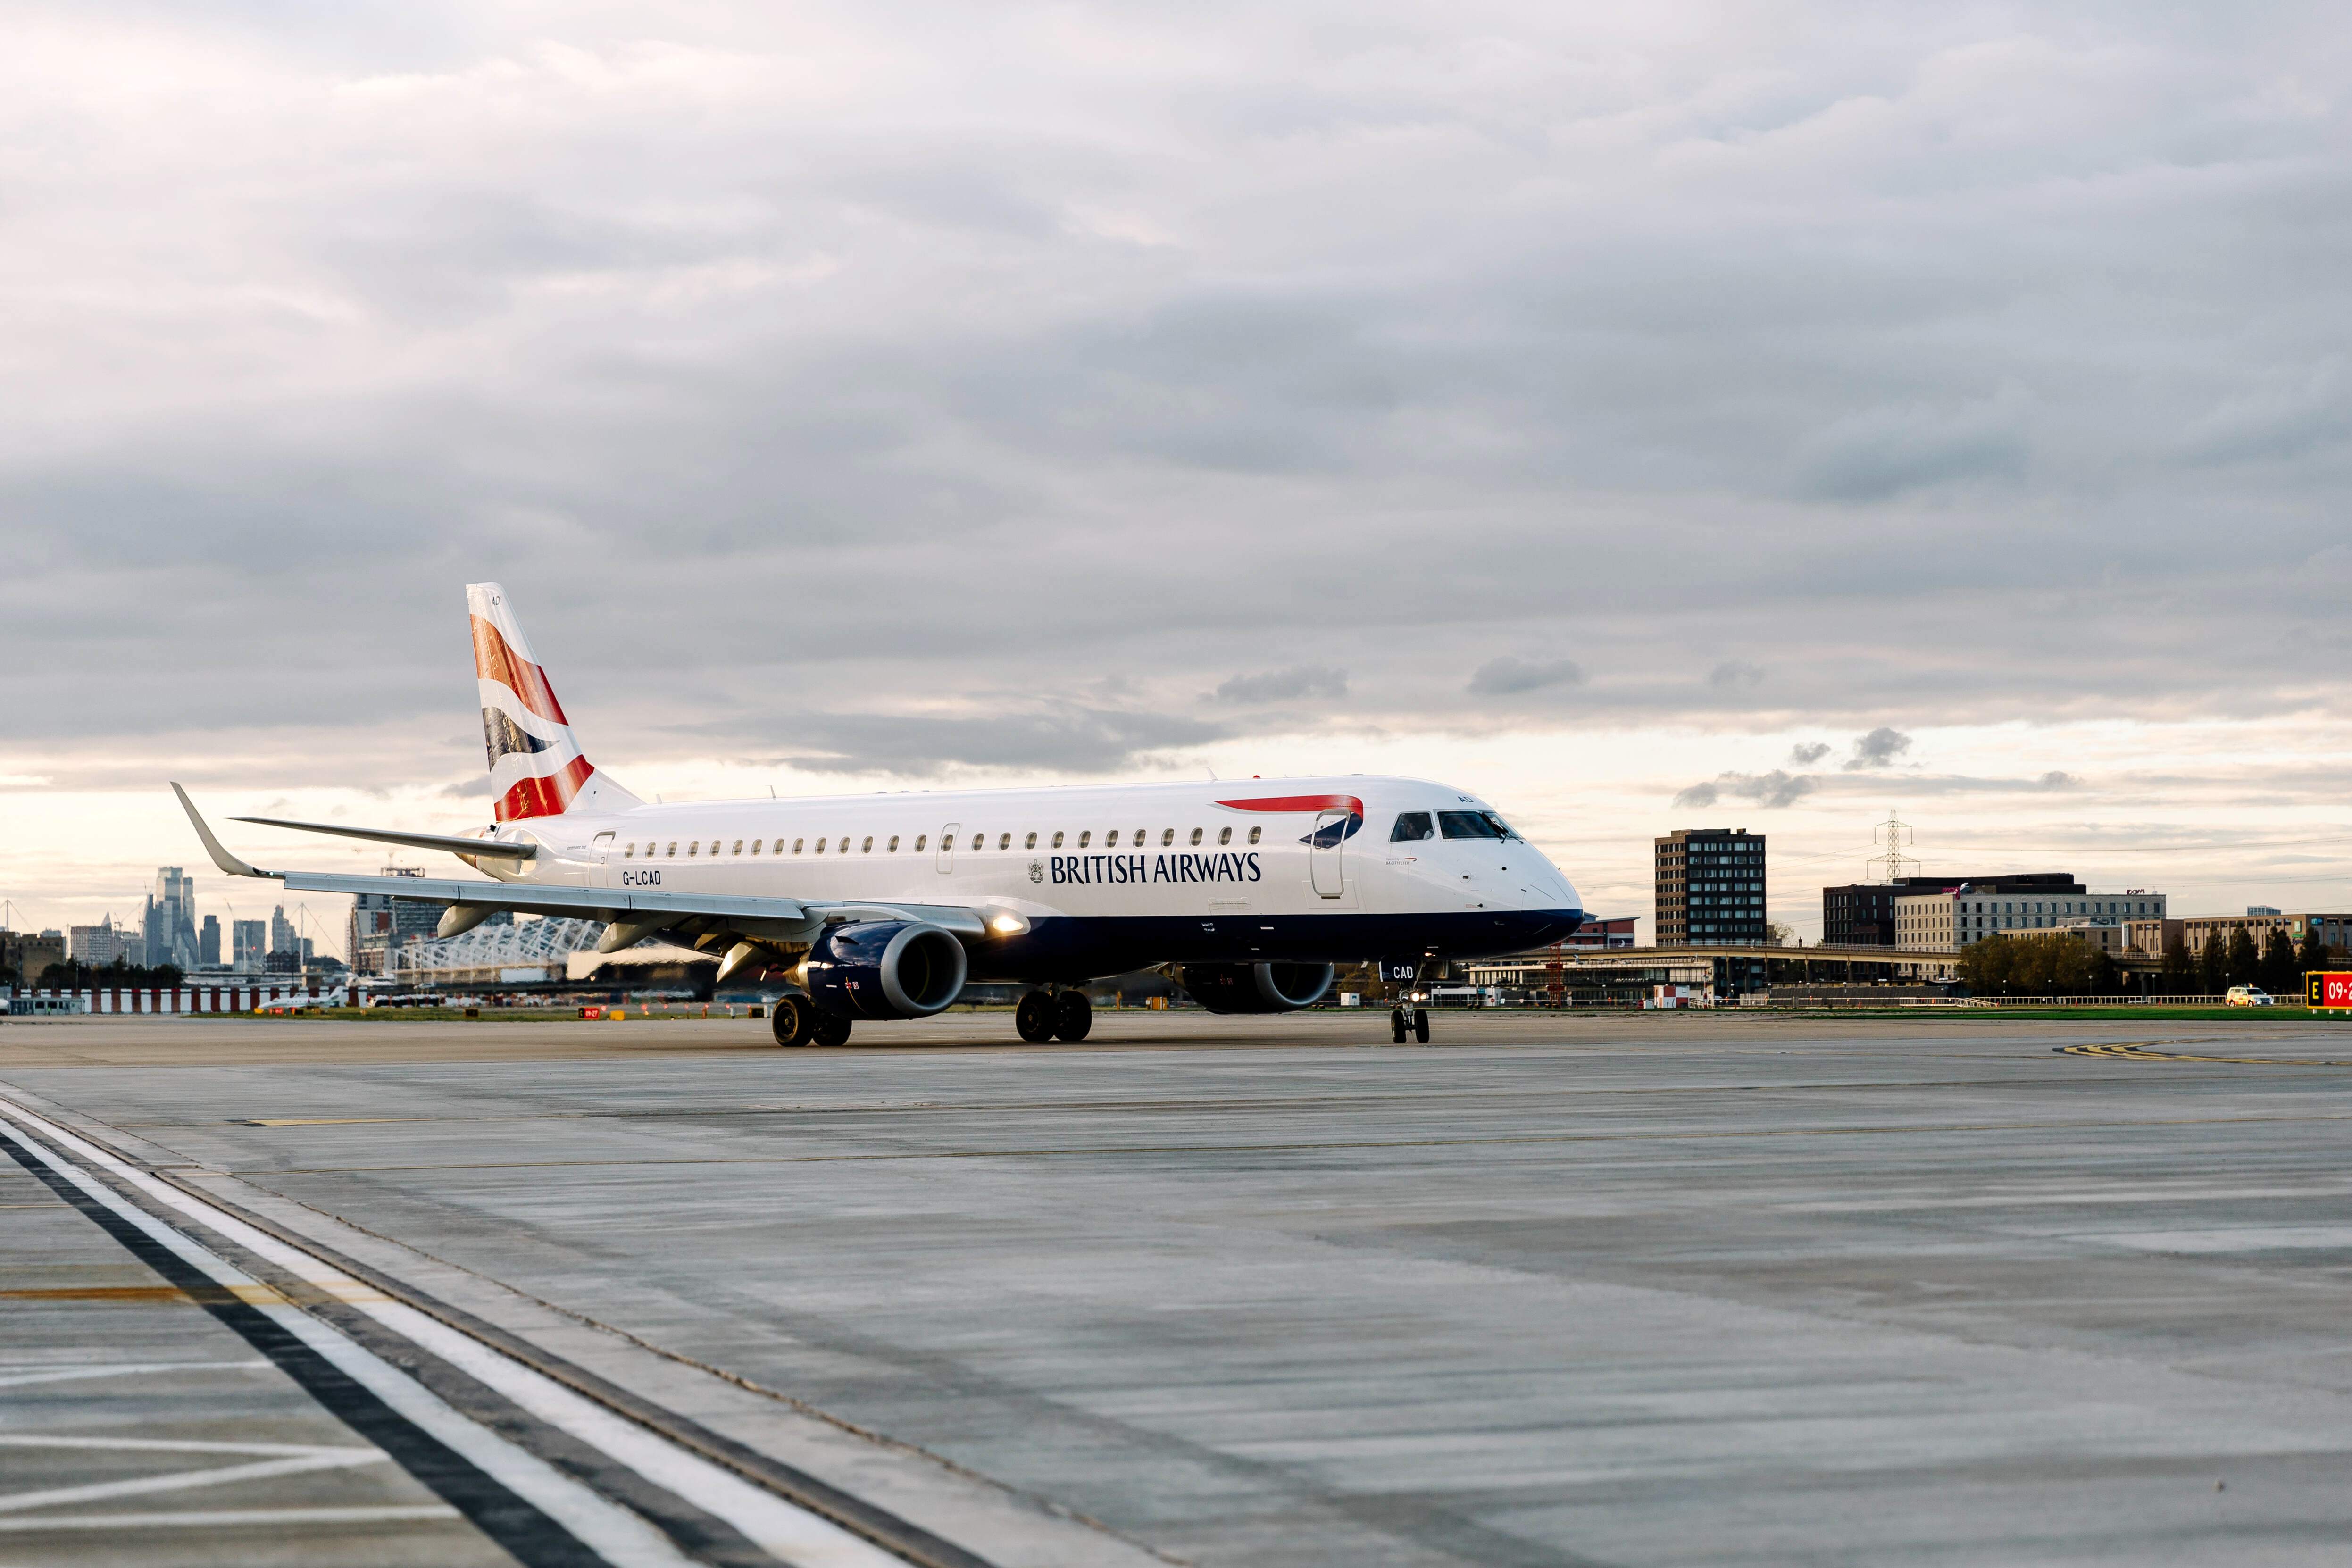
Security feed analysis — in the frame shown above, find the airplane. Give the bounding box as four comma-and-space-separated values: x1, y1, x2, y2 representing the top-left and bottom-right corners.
175, 584, 1587, 1046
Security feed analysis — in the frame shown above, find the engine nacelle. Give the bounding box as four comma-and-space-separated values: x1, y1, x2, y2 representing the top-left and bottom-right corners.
803, 921, 968, 1019
1180, 961, 1335, 1014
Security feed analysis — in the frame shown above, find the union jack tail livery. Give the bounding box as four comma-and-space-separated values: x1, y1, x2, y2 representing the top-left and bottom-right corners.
467, 582, 639, 822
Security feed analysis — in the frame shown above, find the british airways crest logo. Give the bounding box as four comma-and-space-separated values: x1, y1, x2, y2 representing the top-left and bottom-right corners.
1214, 793, 1365, 847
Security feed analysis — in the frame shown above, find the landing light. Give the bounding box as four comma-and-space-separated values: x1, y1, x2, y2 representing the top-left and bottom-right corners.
990, 913, 1029, 935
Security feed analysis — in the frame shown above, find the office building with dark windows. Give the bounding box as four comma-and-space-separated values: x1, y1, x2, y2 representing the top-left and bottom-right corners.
1822, 874, 2083, 947
1654, 828, 1767, 947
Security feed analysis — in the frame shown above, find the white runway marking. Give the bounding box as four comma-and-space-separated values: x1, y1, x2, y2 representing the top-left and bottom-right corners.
0, 1097, 702, 1568
0, 1504, 461, 1531
0, 1444, 388, 1514
0, 1360, 267, 1389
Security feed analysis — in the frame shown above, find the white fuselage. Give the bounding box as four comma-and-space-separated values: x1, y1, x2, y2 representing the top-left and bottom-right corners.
471, 775, 1584, 979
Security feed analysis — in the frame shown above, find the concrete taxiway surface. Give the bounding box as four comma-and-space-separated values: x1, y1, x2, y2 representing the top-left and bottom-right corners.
7, 1009, 2352, 1566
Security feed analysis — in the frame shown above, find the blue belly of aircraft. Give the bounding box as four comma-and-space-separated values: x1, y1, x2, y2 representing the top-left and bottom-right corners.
968, 908, 1586, 983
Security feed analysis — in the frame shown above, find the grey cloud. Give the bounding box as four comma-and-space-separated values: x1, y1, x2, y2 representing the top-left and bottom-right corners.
761, 708, 1226, 777
5, 1, 2352, 776
1788, 742, 1832, 765
1673, 770, 1818, 809
1708, 661, 1764, 690
1212, 666, 1349, 704
1844, 727, 1914, 770
1468, 657, 1586, 697
1790, 391, 2033, 502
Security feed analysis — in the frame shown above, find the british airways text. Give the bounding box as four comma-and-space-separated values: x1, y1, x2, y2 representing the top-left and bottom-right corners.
1051, 852, 1260, 886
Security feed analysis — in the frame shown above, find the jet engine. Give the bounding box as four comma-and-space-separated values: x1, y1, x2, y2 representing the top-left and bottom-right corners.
1179, 961, 1335, 1014
802, 921, 968, 1018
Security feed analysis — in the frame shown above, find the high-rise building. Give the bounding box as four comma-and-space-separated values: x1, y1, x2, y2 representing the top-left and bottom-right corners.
69, 915, 130, 967
1655, 828, 1768, 947
143, 867, 199, 970
232, 919, 267, 969
199, 915, 222, 967
269, 905, 298, 957
347, 867, 471, 975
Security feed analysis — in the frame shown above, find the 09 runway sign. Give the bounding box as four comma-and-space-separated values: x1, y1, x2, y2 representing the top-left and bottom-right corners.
2306, 972, 2352, 1008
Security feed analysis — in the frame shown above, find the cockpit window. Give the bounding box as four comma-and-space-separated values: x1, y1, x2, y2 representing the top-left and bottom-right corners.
1438, 810, 1518, 841
1391, 811, 1435, 842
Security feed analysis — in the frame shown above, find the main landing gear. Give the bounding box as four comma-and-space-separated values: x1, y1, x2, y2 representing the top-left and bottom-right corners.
1390, 1006, 1430, 1044
771, 994, 853, 1048
1016, 988, 1093, 1043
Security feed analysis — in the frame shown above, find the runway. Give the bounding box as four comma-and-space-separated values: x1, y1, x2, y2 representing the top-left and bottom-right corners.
7, 1009, 2352, 1565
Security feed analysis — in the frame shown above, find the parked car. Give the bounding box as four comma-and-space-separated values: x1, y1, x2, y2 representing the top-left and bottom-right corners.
2225, 985, 2275, 1008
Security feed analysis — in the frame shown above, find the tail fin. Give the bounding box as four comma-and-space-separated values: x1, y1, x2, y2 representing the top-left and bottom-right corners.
467, 583, 639, 822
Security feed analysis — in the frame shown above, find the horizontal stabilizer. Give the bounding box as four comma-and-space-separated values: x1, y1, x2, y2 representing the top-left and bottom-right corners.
232, 815, 537, 862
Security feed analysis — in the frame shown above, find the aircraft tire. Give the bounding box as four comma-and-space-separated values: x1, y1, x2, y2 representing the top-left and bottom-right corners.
1413, 1008, 1430, 1044
1054, 990, 1093, 1042
770, 994, 816, 1048
1015, 990, 1057, 1043
1390, 1007, 1407, 1044
810, 1010, 853, 1048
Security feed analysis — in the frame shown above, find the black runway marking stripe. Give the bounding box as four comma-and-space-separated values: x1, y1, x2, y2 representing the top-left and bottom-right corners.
0, 1124, 609, 1568
150, 1167, 999, 1568
2057, 1043, 2352, 1067
4, 1099, 998, 1568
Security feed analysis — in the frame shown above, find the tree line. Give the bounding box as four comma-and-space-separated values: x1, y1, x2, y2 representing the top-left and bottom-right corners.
1956, 925, 2327, 998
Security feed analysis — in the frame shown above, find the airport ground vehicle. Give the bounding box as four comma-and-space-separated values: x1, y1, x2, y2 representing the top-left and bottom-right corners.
2226, 986, 2277, 1007
176, 584, 1585, 1045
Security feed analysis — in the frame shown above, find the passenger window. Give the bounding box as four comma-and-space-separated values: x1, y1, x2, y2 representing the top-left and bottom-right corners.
971, 833, 983, 851
750, 840, 761, 855
1025, 832, 1037, 849
915, 835, 926, 851
815, 837, 827, 853
1106, 830, 1119, 847
732, 839, 743, 855
1133, 828, 1144, 844
1438, 811, 1506, 841
887, 835, 899, 852
1052, 831, 1064, 848
688, 842, 700, 857
1391, 811, 1435, 842
667, 842, 678, 857
624, 843, 634, 858
1161, 828, 1174, 846
1218, 826, 1232, 845
1248, 826, 1261, 844
1078, 830, 1091, 847
792, 838, 804, 853
1189, 827, 1202, 845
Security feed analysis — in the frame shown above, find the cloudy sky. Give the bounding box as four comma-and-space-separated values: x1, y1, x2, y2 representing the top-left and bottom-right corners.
7, 1, 2351, 950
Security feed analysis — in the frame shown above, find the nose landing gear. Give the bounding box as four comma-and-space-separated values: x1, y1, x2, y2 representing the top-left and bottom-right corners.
1016, 988, 1093, 1043
1380, 957, 1430, 1043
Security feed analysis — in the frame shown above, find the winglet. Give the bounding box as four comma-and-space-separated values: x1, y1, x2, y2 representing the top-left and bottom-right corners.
171, 783, 276, 879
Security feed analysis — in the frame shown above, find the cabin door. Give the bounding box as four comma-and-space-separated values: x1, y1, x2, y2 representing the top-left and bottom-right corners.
937, 823, 959, 875
1310, 810, 1347, 898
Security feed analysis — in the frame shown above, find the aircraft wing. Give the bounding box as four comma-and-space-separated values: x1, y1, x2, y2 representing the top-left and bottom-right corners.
174, 784, 991, 953
231, 815, 537, 862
